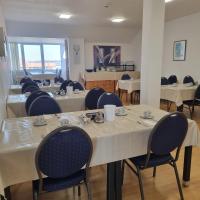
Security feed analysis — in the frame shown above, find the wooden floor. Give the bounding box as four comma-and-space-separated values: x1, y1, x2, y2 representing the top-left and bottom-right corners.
10, 102, 200, 200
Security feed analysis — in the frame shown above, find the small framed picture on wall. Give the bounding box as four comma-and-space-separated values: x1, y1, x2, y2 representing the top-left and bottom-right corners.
173, 40, 187, 61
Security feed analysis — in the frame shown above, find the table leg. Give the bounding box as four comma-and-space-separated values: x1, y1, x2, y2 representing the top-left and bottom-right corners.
115, 161, 122, 200
183, 146, 192, 187
3, 187, 11, 200
177, 105, 183, 112
107, 161, 122, 200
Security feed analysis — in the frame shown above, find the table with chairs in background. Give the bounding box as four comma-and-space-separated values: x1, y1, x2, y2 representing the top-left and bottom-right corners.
0, 104, 200, 200
0, 73, 200, 200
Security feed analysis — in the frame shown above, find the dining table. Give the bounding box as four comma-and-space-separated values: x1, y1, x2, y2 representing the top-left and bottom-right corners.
10, 84, 61, 94
160, 83, 197, 111
0, 104, 199, 200
6, 91, 88, 118
116, 79, 140, 94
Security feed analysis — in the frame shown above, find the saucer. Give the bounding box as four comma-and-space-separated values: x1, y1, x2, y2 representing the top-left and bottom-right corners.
116, 111, 127, 116
33, 120, 47, 126
140, 115, 154, 120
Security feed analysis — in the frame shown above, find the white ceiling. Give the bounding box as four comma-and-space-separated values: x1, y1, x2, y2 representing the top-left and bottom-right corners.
2, 0, 200, 28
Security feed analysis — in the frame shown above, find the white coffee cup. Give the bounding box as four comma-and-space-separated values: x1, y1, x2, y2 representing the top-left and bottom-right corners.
66, 86, 73, 96
104, 105, 116, 122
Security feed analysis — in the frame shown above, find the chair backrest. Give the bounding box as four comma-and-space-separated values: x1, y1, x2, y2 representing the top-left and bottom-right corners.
161, 77, 168, 85
23, 85, 40, 94
22, 81, 39, 93
194, 85, 200, 99
54, 77, 64, 84
121, 74, 131, 80
60, 80, 73, 91
168, 75, 178, 84
69, 81, 84, 91
20, 77, 32, 85
28, 96, 61, 116
35, 126, 93, 179
97, 92, 123, 109
147, 112, 188, 157
85, 88, 105, 109
183, 75, 195, 85
25, 91, 50, 114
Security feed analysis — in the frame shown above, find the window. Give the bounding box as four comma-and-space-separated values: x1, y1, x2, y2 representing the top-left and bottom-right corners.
43, 44, 62, 72
10, 42, 65, 74
23, 44, 42, 72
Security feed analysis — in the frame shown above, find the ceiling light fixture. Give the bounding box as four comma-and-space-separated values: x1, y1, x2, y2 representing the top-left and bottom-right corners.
59, 14, 72, 19
111, 17, 125, 23
165, 0, 173, 3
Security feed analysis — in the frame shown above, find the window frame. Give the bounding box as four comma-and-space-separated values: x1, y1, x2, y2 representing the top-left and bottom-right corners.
18, 42, 63, 74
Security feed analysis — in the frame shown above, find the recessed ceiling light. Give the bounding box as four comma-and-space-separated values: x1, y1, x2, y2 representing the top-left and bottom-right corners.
59, 14, 72, 19
165, 0, 173, 3
111, 17, 126, 23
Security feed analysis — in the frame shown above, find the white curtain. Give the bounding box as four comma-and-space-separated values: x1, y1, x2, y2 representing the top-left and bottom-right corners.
9, 43, 22, 84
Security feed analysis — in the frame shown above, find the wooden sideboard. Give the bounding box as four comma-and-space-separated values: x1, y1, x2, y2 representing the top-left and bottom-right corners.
85, 80, 116, 92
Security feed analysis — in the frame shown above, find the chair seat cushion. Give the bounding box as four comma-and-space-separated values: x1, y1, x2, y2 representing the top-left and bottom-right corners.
129, 153, 173, 168
34, 169, 86, 192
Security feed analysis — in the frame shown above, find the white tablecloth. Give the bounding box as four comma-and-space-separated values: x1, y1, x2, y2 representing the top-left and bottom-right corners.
10, 84, 60, 94
0, 104, 199, 195
160, 84, 197, 106
81, 71, 140, 81
116, 79, 140, 94
6, 91, 88, 118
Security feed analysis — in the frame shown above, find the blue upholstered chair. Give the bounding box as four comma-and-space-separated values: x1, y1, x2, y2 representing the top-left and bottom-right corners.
183, 85, 200, 118
168, 75, 178, 84
23, 85, 40, 94
28, 96, 61, 116
54, 77, 64, 84
25, 91, 50, 114
97, 92, 123, 109
122, 112, 188, 200
183, 75, 195, 85
20, 77, 33, 85
85, 88, 105, 110
32, 126, 93, 200
60, 80, 73, 91
69, 81, 85, 91
121, 74, 131, 80
22, 81, 39, 93
161, 77, 168, 85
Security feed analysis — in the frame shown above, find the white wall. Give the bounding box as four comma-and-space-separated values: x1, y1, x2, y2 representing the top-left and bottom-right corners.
131, 30, 142, 71
162, 12, 200, 81
68, 38, 85, 81
0, 5, 11, 126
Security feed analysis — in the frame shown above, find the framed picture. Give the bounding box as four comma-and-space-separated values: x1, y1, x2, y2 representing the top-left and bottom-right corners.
93, 45, 121, 67
173, 40, 187, 61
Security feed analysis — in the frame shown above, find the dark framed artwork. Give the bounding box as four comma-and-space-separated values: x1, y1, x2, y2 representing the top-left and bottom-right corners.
93, 45, 121, 67
173, 40, 187, 61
